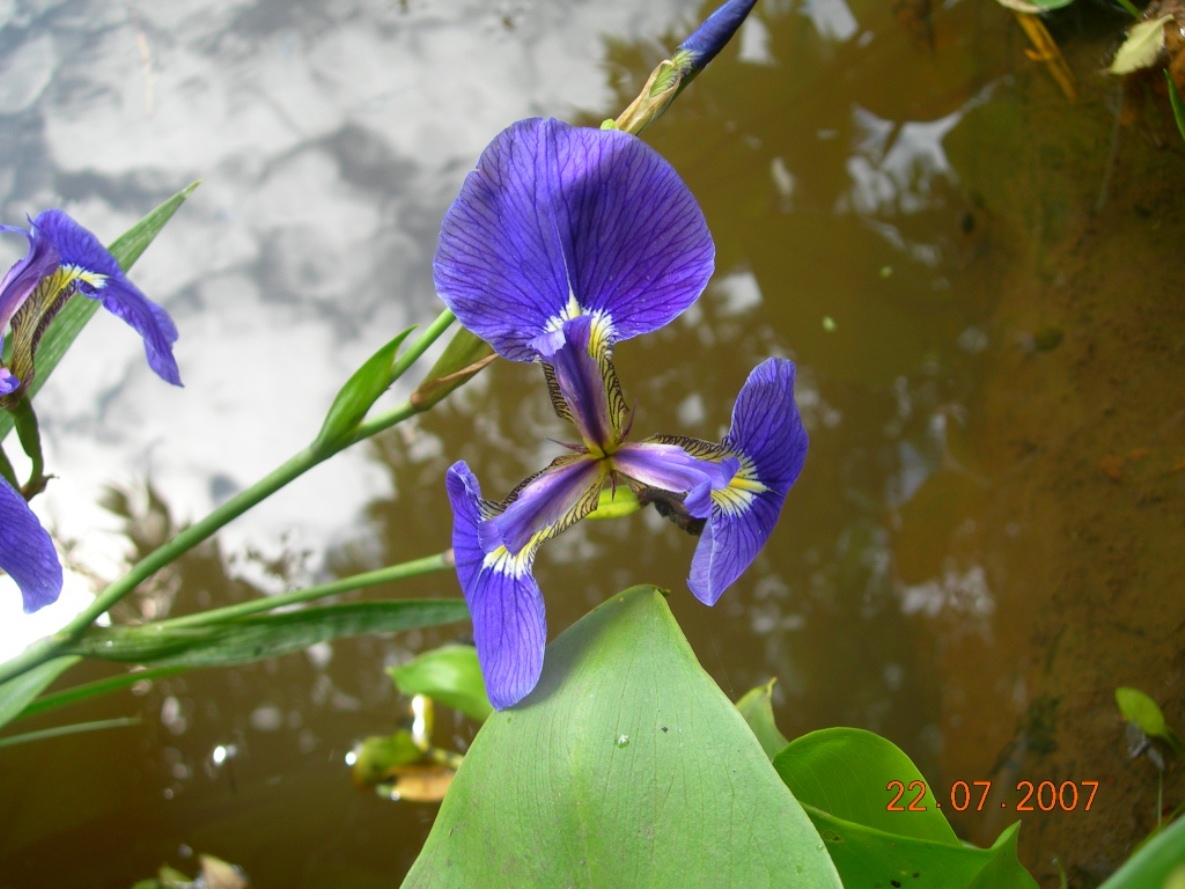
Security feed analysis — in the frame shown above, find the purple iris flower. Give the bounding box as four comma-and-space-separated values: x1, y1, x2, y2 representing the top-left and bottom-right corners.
0, 209, 182, 612
435, 118, 808, 709
0, 209, 182, 395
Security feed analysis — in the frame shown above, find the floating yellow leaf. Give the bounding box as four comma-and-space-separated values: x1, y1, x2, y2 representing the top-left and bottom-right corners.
1108, 16, 1174, 75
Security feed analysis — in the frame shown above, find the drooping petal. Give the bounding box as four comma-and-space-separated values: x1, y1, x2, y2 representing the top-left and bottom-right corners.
0, 477, 62, 613
434, 117, 714, 361
31, 210, 182, 386
447, 462, 548, 710
687, 358, 809, 605
721, 357, 809, 489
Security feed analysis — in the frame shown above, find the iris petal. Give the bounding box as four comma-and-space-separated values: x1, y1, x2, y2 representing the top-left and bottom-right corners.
434, 118, 714, 361
494, 454, 607, 555
0, 222, 59, 333
447, 462, 548, 710
687, 358, 808, 605
31, 211, 182, 387
0, 477, 62, 613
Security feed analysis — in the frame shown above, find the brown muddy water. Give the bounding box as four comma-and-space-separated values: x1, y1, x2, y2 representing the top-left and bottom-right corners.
0, 1, 1182, 887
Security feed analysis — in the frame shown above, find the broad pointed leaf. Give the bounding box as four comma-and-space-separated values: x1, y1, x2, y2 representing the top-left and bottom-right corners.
62, 600, 468, 668
804, 810, 1036, 888
774, 727, 959, 843
773, 727, 1038, 887
403, 586, 841, 888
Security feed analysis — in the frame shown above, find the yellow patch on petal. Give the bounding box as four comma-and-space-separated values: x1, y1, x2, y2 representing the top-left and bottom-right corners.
710, 456, 769, 516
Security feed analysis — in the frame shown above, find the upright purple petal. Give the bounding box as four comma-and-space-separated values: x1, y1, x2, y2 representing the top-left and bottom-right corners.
0, 477, 62, 613
446, 462, 548, 710
0, 223, 59, 333
31, 210, 182, 386
434, 118, 714, 361
539, 315, 628, 451
688, 358, 809, 605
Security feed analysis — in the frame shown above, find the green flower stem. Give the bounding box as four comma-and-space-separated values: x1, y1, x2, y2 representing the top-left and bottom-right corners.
0, 308, 459, 687
157, 551, 453, 629
0, 443, 17, 489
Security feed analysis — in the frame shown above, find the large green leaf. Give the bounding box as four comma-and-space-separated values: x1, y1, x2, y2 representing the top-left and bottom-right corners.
403, 586, 842, 888
61, 600, 468, 668
0, 182, 200, 443
773, 727, 1037, 887
774, 727, 959, 843
805, 809, 1034, 888
388, 644, 492, 724
0, 656, 80, 733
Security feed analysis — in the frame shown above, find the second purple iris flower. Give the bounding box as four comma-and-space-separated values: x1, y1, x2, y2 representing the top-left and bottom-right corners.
435, 118, 808, 709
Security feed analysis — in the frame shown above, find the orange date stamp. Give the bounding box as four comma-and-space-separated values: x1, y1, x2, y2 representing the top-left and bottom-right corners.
886, 779, 1099, 813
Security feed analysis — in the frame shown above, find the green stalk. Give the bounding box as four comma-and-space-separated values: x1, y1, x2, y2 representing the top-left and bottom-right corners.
0, 308, 458, 686
157, 552, 453, 629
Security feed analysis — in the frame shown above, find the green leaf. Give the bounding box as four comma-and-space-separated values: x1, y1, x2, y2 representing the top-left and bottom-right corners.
403, 586, 842, 888
1108, 16, 1173, 75
409, 326, 495, 412
14, 665, 184, 722
1116, 686, 1182, 753
0, 182, 200, 443
314, 326, 416, 453
1098, 813, 1185, 888
774, 727, 959, 843
773, 728, 1038, 887
352, 731, 427, 786
735, 679, 789, 760
0, 716, 139, 749
62, 600, 468, 668
584, 484, 641, 521
388, 644, 493, 724
805, 810, 1036, 888
1166, 71, 1185, 145
0, 656, 80, 733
